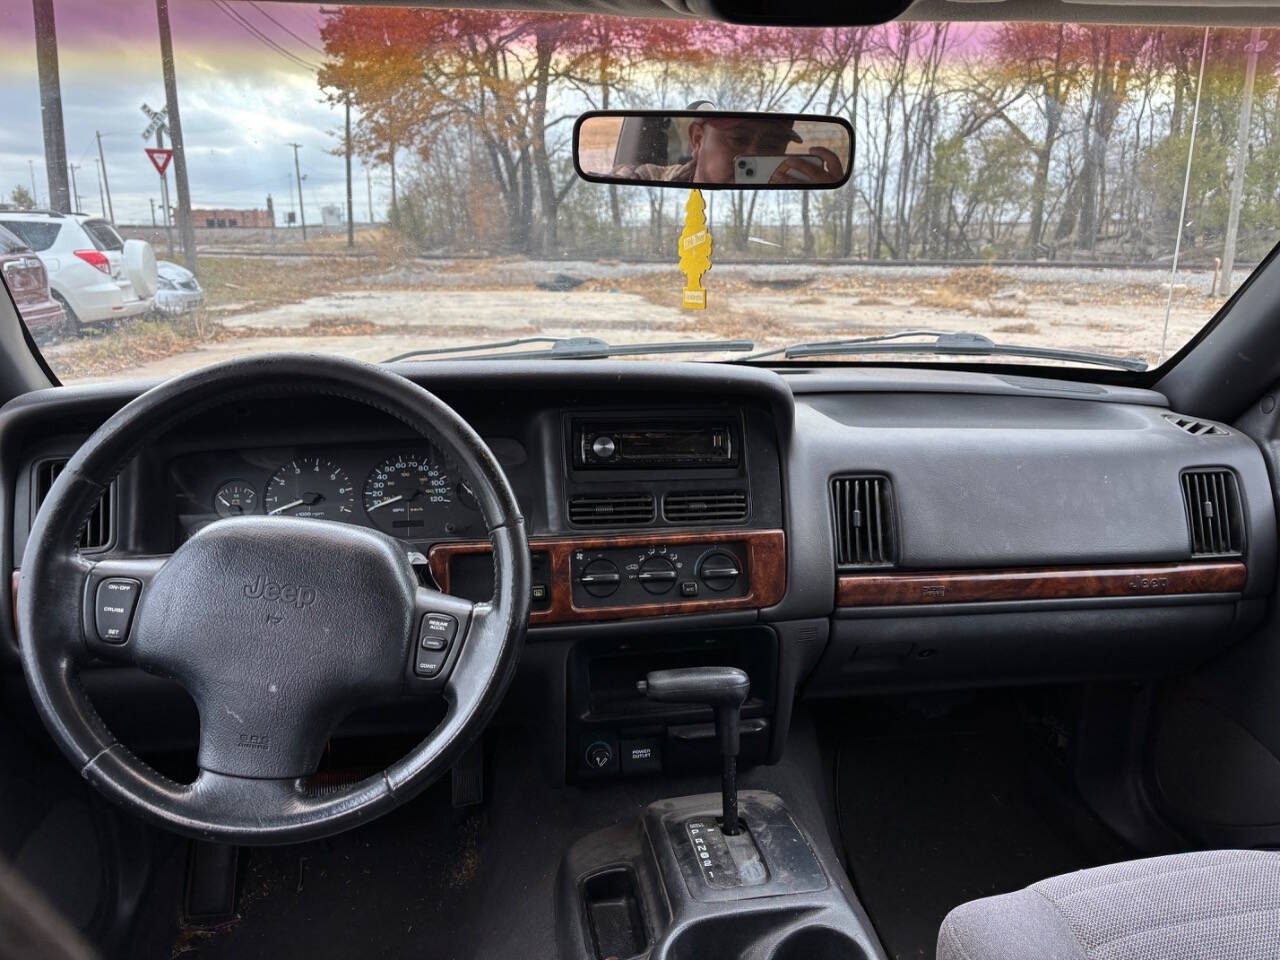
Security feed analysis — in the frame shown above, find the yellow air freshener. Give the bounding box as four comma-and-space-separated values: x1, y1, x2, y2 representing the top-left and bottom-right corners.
678, 189, 712, 310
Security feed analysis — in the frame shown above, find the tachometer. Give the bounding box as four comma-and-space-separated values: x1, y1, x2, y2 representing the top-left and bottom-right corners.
363, 452, 453, 535
263, 457, 356, 521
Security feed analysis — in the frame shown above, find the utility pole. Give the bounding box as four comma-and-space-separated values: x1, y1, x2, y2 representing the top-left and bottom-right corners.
150, 198, 156, 227
94, 158, 106, 217
1219, 27, 1265, 297
95, 131, 115, 223
157, 127, 174, 256
345, 93, 354, 249
156, 0, 198, 274
32, 0, 70, 212
28, 160, 38, 206
366, 167, 373, 225
289, 143, 307, 242
68, 162, 80, 213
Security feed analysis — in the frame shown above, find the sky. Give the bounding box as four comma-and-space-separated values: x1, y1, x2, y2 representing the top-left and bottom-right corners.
0, 0, 379, 226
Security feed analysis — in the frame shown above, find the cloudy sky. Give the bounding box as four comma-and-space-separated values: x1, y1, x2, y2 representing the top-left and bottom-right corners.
0, 0, 377, 225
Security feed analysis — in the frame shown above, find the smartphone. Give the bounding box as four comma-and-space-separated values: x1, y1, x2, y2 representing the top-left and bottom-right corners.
734, 154, 824, 185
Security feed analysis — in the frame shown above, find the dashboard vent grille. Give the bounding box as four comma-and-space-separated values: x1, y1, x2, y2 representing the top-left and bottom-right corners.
34, 458, 113, 551
832, 476, 895, 568
568, 492, 655, 527
663, 490, 748, 524
1181, 469, 1244, 558
1165, 414, 1227, 437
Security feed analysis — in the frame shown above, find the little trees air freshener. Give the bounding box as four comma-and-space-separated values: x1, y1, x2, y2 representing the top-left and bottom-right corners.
679, 189, 712, 310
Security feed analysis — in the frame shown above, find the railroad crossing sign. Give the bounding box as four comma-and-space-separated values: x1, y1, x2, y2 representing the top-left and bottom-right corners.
146, 148, 173, 176
140, 103, 169, 141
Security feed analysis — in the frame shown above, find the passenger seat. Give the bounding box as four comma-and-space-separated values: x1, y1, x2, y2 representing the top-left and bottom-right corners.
937, 849, 1280, 959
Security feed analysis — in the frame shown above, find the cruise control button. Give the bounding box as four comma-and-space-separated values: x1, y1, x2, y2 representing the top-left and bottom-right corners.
94, 578, 141, 644
415, 650, 447, 677
421, 635, 447, 652
419, 613, 458, 647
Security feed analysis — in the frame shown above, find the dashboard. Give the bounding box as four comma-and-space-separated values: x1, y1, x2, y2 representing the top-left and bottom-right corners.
0, 360, 1276, 784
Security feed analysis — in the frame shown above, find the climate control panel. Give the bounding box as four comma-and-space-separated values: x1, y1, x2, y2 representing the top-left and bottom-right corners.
570, 541, 749, 608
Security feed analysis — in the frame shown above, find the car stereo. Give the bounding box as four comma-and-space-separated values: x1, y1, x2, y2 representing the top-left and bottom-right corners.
573, 420, 737, 468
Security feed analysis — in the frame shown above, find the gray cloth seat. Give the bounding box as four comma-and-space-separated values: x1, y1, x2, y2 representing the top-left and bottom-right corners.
937, 850, 1280, 960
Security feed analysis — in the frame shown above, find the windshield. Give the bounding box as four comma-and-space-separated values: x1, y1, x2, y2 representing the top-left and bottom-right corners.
1, 3, 1276, 382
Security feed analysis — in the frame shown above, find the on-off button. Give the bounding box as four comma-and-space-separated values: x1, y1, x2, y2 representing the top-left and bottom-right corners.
591, 435, 616, 459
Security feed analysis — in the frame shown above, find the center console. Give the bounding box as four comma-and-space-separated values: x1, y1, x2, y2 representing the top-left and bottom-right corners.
556, 664, 881, 960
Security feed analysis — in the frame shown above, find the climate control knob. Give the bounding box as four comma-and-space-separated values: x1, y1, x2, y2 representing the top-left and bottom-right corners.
637, 555, 678, 594
579, 558, 621, 598
697, 550, 742, 592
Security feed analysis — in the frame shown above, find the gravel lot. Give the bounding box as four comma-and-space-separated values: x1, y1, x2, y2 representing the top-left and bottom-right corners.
45, 258, 1239, 383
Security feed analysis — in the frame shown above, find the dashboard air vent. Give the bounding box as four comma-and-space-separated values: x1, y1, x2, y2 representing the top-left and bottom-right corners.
663, 490, 748, 524
34, 458, 113, 550
832, 475, 895, 568
1181, 469, 1244, 558
1165, 414, 1227, 437
568, 492, 655, 527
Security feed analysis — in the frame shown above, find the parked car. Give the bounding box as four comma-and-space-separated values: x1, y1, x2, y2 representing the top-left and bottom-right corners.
153, 260, 205, 315
0, 223, 66, 338
0, 211, 156, 335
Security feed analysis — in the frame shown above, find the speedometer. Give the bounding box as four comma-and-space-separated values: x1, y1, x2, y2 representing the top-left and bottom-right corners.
363, 452, 453, 535
263, 457, 356, 521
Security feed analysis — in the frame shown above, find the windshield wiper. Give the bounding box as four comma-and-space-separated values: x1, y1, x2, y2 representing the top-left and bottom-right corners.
738, 329, 1147, 372
384, 336, 754, 363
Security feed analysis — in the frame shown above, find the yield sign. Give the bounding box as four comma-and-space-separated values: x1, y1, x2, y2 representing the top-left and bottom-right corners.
146, 147, 173, 176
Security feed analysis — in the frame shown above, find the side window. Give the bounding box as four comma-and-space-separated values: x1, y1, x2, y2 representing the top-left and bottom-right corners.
83, 220, 124, 252
0, 226, 28, 256
0, 221, 61, 252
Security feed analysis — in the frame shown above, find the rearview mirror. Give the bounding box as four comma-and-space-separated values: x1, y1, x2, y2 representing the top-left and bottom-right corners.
573, 110, 854, 190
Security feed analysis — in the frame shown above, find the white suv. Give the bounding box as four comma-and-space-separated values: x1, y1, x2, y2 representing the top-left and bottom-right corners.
0, 212, 157, 334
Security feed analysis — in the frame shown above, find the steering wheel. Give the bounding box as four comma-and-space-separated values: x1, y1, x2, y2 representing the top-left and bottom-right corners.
17, 354, 530, 844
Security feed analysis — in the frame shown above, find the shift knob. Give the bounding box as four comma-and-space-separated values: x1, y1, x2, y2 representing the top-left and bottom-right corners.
637, 666, 750, 757
638, 666, 750, 835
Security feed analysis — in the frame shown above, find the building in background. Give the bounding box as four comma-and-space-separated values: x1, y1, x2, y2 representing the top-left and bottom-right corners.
192, 207, 273, 228
320, 204, 345, 228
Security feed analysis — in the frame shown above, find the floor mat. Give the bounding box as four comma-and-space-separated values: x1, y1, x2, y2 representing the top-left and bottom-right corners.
834, 700, 1131, 960
132, 780, 484, 960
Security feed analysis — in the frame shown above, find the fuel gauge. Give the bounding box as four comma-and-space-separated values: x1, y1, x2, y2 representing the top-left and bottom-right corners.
212, 480, 257, 518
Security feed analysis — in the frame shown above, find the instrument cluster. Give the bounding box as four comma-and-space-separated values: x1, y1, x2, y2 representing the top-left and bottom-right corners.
172, 443, 486, 545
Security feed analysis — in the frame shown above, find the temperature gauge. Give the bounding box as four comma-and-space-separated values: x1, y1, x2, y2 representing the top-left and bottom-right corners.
212, 480, 257, 518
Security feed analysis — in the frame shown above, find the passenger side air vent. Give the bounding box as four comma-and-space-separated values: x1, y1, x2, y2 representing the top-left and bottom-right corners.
1165, 414, 1228, 437
831, 476, 895, 568
568, 492, 655, 527
1181, 469, 1244, 558
33, 458, 113, 550
663, 490, 748, 525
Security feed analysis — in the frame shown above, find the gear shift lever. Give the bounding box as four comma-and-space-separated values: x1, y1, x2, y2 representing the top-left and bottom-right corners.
637, 666, 750, 834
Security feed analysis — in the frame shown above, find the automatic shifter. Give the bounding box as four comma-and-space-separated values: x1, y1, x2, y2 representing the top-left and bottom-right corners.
637, 666, 750, 834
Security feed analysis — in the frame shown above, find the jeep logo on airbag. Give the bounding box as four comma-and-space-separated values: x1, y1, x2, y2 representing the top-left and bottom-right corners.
243, 575, 317, 609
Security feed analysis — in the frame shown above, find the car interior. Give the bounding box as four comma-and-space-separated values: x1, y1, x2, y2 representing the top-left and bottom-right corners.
4, 0, 1280, 958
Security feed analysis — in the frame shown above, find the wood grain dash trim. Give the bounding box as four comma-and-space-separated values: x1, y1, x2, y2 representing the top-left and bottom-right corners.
836, 561, 1246, 608
429, 529, 785, 625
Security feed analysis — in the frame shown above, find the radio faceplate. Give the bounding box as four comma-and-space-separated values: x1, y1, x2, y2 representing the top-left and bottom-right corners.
574, 420, 737, 468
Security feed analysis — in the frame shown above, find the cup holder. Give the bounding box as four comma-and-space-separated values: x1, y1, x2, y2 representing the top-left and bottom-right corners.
764, 925, 867, 960
666, 913, 868, 960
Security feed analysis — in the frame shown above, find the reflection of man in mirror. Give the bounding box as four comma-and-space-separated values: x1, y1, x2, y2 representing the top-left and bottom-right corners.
612, 116, 845, 186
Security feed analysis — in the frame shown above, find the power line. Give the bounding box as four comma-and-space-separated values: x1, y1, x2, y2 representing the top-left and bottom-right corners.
208, 0, 319, 72
213, 0, 318, 70
247, 1, 326, 57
